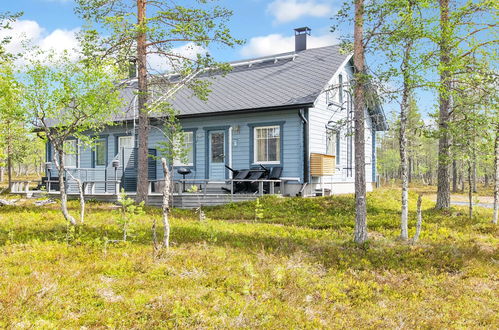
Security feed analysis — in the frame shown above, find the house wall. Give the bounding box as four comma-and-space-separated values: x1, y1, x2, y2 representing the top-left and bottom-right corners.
160, 109, 305, 183
47, 108, 306, 194
307, 59, 376, 195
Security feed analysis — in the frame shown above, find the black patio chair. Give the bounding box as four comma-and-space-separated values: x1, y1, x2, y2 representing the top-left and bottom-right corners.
222, 166, 250, 193
246, 169, 266, 193
264, 166, 283, 193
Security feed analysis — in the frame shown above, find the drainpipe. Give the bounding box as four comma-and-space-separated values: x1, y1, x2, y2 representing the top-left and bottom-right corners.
299, 108, 309, 184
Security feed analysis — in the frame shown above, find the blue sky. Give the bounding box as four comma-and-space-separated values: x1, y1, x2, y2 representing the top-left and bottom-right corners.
8, 0, 482, 120
2, 0, 338, 62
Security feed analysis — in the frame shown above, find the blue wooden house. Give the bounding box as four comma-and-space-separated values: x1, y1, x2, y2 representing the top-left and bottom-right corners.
38, 28, 387, 206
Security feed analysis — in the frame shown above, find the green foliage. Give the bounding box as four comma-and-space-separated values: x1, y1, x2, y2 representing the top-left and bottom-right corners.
21, 51, 124, 151
0, 188, 497, 327
117, 189, 145, 241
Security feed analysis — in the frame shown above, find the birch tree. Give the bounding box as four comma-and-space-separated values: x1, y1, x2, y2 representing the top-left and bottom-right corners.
75, 0, 242, 203
368, 0, 430, 240
494, 122, 499, 224
22, 52, 123, 225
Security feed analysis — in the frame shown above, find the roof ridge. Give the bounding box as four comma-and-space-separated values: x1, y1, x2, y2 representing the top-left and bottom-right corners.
229, 44, 342, 65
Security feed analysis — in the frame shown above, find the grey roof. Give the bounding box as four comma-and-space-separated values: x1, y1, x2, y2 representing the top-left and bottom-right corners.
119, 45, 349, 117
170, 45, 348, 115
111, 45, 388, 131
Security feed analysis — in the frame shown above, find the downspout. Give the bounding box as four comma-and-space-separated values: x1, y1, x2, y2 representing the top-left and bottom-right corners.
299, 108, 309, 184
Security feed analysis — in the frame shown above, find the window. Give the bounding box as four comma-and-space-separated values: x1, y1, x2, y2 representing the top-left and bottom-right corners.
254, 126, 280, 163
326, 130, 341, 165
173, 131, 194, 166
117, 136, 134, 155
94, 139, 107, 166
338, 74, 343, 104
210, 132, 224, 163
63, 140, 77, 168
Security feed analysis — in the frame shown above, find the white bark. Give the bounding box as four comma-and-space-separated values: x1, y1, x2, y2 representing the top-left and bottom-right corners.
493, 125, 499, 224
468, 160, 473, 219
55, 150, 77, 226
412, 194, 423, 243
161, 158, 171, 249
65, 169, 85, 224
399, 39, 412, 241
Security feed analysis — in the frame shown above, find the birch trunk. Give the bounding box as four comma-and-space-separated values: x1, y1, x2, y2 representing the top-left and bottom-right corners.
493, 124, 499, 224
353, 0, 368, 244
161, 158, 171, 249
412, 194, 423, 243
399, 39, 413, 241
136, 0, 150, 204
468, 160, 473, 219
56, 151, 77, 226
65, 169, 85, 224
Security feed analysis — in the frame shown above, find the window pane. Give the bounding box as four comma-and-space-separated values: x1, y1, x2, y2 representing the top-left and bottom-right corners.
211, 132, 224, 163
326, 131, 336, 156
254, 126, 280, 163
173, 131, 194, 166
118, 136, 134, 150
95, 139, 106, 166
64, 140, 77, 167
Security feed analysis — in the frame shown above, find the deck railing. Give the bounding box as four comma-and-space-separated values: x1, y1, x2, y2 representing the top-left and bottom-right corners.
148, 178, 283, 196
12, 177, 284, 197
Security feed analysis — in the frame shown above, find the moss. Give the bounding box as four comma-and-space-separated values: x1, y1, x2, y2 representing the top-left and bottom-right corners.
0, 188, 497, 328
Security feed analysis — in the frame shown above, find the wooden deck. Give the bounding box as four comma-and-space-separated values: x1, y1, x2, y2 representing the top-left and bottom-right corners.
10, 178, 287, 208
19, 190, 262, 208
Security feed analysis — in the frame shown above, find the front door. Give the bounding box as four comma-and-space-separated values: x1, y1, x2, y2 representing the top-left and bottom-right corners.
208, 130, 226, 179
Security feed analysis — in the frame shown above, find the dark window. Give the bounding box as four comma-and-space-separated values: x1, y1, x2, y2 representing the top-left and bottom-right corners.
95, 139, 107, 166
211, 132, 224, 163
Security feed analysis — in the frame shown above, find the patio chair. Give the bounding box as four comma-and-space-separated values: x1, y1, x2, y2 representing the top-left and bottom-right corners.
222, 167, 250, 193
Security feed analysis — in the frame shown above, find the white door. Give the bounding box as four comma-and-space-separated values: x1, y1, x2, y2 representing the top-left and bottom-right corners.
208, 130, 226, 179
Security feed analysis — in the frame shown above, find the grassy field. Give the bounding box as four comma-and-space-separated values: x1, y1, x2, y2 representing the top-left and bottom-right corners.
0, 189, 497, 328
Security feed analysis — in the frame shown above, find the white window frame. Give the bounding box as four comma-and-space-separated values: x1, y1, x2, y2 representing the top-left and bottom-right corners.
118, 136, 134, 154
253, 125, 281, 165
173, 131, 194, 167
63, 139, 78, 168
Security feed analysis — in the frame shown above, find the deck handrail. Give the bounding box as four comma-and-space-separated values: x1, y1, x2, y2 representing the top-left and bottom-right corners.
147, 178, 283, 196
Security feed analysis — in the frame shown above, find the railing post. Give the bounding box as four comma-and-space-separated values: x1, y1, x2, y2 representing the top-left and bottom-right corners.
25, 182, 29, 195
230, 179, 234, 195
259, 181, 264, 196
270, 181, 275, 195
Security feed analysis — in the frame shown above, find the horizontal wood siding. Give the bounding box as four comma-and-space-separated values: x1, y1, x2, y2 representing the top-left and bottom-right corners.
47, 109, 304, 191
308, 62, 375, 186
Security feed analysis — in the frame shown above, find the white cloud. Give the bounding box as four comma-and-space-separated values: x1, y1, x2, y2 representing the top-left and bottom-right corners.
0, 19, 80, 63
147, 42, 207, 73
267, 0, 333, 23
240, 33, 336, 58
